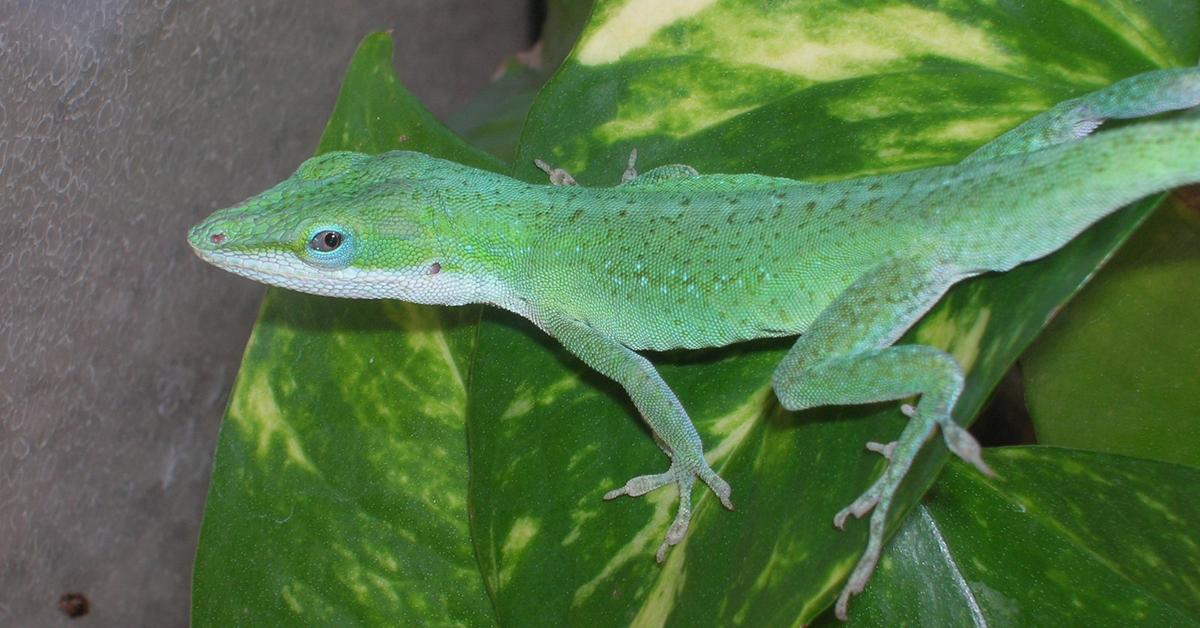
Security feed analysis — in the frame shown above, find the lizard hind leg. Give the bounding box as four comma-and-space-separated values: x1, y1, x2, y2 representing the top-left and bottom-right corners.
784, 347, 984, 621
771, 257, 988, 620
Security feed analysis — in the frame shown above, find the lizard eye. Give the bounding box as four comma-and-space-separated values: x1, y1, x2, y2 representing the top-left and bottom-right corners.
310, 230, 344, 252
301, 226, 355, 270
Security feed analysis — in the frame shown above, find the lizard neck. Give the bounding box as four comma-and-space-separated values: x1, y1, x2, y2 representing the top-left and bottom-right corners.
425, 172, 543, 310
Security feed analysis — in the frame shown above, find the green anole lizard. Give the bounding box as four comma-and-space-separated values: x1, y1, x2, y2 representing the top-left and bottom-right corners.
189, 68, 1200, 619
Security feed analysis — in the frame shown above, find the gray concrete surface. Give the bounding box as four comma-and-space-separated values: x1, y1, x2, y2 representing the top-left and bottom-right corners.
0, 1, 530, 624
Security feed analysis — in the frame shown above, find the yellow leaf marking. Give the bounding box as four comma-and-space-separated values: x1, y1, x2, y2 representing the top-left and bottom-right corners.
1061, 0, 1178, 68
570, 388, 767, 609
629, 536, 689, 627
571, 484, 677, 606
706, 386, 771, 463
714, 5, 1011, 81
915, 305, 992, 374
577, 0, 719, 65
499, 516, 541, 588
597, 100, 756, 143
384, 302, 466, 393
235, 370, 316, 472
500, 375, 583, 420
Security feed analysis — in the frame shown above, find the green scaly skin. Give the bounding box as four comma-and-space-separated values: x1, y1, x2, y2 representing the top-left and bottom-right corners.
189, 68, 1200, 620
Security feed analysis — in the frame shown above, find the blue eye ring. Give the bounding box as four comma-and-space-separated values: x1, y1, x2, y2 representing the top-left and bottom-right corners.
302, 225, 355, 269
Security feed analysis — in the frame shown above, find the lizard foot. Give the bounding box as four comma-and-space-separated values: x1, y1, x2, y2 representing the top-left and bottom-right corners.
833, 405, 992, 620
604, 460, 733, 562
831, 438, 912, 621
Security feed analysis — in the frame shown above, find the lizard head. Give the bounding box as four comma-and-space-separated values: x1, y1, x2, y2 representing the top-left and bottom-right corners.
188, 150, 485, 304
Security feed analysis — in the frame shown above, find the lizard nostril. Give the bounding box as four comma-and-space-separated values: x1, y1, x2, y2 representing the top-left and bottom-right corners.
210, 232, 227, 246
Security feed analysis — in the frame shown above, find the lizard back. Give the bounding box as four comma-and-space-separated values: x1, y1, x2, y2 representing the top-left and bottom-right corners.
513, 173, 926, 350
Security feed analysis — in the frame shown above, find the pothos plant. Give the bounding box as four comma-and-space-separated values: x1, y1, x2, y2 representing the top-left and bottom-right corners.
192, 2, 1200, 625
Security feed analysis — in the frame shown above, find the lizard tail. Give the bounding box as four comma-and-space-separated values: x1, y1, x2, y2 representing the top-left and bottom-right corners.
952, 117, 1200, 272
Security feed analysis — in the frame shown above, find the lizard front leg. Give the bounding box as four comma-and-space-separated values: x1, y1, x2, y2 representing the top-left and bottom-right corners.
537, 309, 734, 561
771, 256, 988, 620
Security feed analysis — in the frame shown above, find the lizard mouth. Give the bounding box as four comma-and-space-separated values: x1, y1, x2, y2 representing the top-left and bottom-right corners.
192, 247, 358, 287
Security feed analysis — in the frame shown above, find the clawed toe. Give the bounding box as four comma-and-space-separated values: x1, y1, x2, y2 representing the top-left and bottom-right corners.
941, 422, 995, 477
699, 468, 735, 510
534, 158, 578, 186
833, 491, 880, 529
621, 148, 639, 183
865, 440, 897, 460
655, 509, 693, 563
603, 471, 673, 500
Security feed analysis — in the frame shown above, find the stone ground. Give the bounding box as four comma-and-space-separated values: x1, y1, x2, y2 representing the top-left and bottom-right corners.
0, 2, 531, 624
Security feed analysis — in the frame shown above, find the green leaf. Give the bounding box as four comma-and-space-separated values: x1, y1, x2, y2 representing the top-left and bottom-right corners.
192, 33, 498, 626
315, 33, 506, 172
1022, 194, 1200, 468
448, 62, 547, 163
840, 448, 1200, 625
447, 0, 597, 161
543, 0, 597, 71
194, 4, 1200, 626
473, 2, 1199, 625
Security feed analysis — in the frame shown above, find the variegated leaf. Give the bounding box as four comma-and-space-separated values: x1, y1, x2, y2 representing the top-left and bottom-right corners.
194, 3, 1200, 625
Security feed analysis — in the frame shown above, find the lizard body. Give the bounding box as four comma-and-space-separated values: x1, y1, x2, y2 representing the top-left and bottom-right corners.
189, 68, 1200, 619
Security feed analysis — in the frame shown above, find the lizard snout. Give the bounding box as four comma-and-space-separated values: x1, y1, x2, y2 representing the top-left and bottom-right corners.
187, 220, 228, 253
